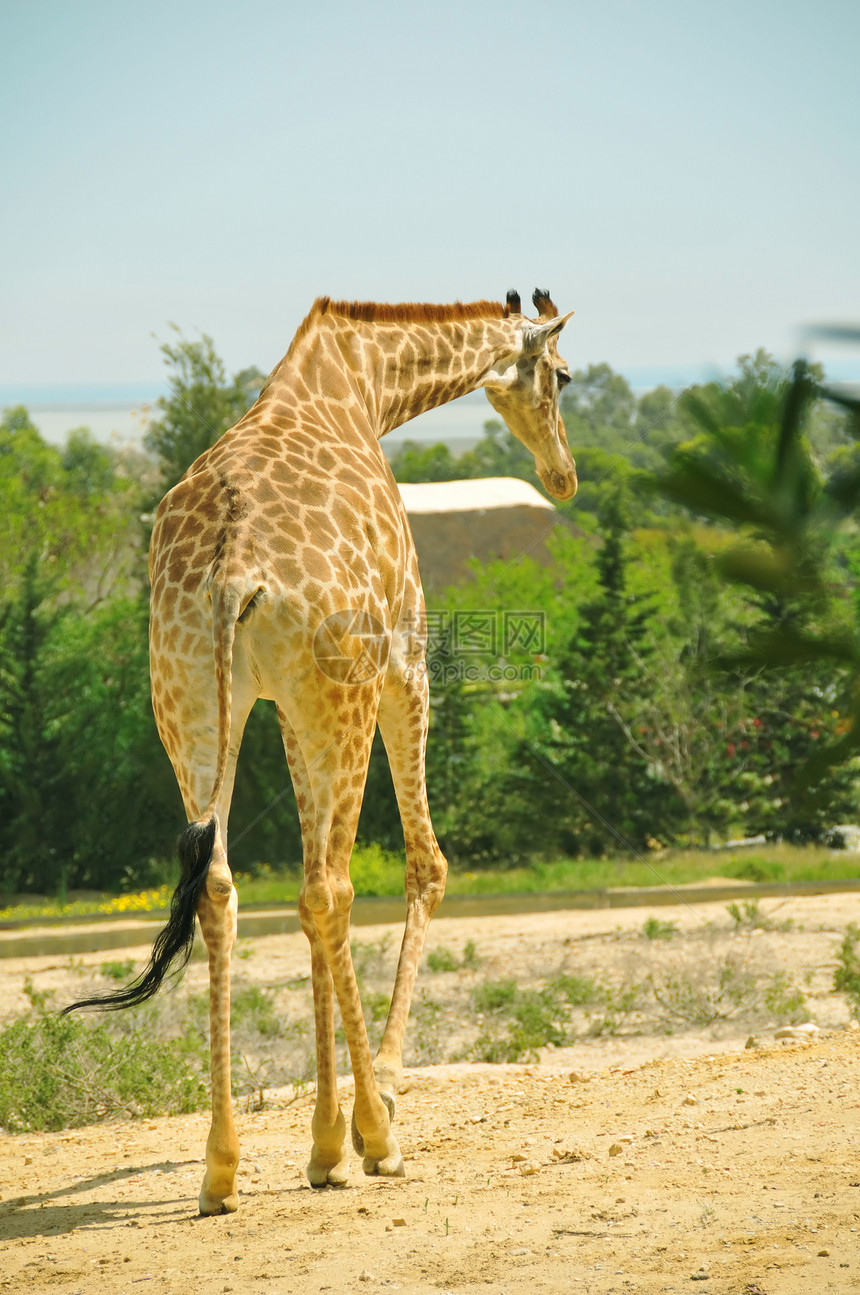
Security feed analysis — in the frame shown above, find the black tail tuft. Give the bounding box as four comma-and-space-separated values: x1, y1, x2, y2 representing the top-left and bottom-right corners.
62, 818, 217, 1015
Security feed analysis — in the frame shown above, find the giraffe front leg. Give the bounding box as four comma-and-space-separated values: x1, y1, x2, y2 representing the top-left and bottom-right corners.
311, 886, 404, 1179
373, 672, 448, 1104
197, 861, 240, 1215
371, 843, 447, 1108
301, 902, 350, 1187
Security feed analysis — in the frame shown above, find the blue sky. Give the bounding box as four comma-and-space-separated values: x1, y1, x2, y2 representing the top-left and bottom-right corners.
2, 0, 858, 394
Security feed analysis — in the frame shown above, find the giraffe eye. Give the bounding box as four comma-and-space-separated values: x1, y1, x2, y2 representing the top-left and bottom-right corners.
556, 370, 571, 388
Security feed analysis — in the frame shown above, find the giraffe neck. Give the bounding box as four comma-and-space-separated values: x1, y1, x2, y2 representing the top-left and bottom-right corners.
265, 305, 518, 440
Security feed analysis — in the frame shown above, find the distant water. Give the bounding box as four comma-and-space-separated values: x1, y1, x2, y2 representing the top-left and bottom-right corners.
6, 358, 859, 451
3, 389, 497, 452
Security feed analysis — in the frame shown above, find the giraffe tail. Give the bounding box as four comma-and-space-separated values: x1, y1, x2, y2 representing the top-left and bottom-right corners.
63, 581, 246, 1014
62, 819, 218, 1013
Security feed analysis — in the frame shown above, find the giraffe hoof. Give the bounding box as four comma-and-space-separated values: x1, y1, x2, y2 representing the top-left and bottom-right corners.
306, 1153, 350, 1188
198, 1190, 239, 1216
350, 1089, 396, 1157
362, 1147, 405, 1178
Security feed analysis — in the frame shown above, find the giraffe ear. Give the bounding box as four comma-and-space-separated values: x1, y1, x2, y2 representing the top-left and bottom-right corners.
521, 310, 574, 355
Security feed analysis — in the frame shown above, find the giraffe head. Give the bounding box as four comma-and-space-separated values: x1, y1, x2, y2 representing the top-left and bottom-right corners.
482, 287, 578, 501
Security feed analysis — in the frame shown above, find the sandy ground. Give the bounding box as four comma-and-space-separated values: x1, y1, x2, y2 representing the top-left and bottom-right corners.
1, 892, 860, 1295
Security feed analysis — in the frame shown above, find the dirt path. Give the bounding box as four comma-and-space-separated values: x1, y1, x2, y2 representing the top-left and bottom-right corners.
1, 893, 860, 1294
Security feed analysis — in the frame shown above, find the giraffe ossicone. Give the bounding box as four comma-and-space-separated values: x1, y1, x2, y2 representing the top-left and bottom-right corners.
65, 289, 576, 1214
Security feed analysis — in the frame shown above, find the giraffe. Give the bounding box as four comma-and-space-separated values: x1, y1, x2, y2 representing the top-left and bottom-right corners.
66, 287, 577, 1214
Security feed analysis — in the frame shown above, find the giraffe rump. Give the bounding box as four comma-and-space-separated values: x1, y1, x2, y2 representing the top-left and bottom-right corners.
62, 818, 216, 1014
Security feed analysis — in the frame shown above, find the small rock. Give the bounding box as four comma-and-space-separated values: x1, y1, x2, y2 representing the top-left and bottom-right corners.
392, 1218, 406, 1227
608, 1143, 623, 1157
358, 1271, 376, 1283
518, 1162, 540, 1176
775, 1024, 820, 1041
818, 1249, 830, 1257
569, 1069, 592, 1083
683, 1094, 698, 1106
551, 1146, 589, 1163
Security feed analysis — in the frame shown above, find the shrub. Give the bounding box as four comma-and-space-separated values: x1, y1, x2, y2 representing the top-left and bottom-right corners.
349, 844, 404, 896
427, 946, 458, 973
0, 987, 208, 1133
643, 917, 678, 941
834, 923, 860, 1019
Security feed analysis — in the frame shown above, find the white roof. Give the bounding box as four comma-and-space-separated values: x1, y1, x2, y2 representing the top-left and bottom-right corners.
397, 476, 554, 515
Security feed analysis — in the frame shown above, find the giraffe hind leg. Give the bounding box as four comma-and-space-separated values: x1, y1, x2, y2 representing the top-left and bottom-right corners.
279, 709, 351, 1187
196, 819, 240, 1215
279, 685, 404, 1183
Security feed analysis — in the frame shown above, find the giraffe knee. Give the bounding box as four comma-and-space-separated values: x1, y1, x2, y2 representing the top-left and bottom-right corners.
406, 849, 447, 911
197, 866, 237, 951
205, 865, 234, 904
301, 862, 354, 917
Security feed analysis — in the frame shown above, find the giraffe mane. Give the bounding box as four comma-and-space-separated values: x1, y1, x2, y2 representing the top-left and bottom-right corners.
290, 296, 506, 349
263, 296, 513, 391
317, 297, 508, 325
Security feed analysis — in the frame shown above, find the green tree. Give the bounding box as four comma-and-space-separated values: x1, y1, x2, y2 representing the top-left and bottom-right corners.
387, 440, 462, 483
512, 485, 674, 857
561, 363, 636, 451
0, 558, 65, 894
0, 407, 145, 609
457, 419, 537, 482
656, 356, 860, 832
144, 329, 264, 491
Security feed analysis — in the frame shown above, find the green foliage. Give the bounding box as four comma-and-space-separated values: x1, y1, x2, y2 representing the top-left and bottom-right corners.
389, 419, 539, 491
427, 946, 459, 972
0, 985, 208, 1133
229, 985, 284, 1036
549, 972, 601, 1005
723, 856, 785, 883
4, 333, 860, 903
762, 972, 808, 1022
649, 958, 806, 1027
143, 329, 264, 491
654, 355, 860, 824
350, 934, 392, 981
472, 978, 559, 1061
650, 959, 758, 1027
0, 582, 183, 894
388, 439, 462, 483
508, 482, 678, 857
0, 407, 145, 606
468, 973, 603, 1061
348, 844, 405, 896
428, 940, 482, 972
725, 899, 790, 930
643, 916, 678, 941
100, 959, 137, 982
833, 923, 860, 1019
